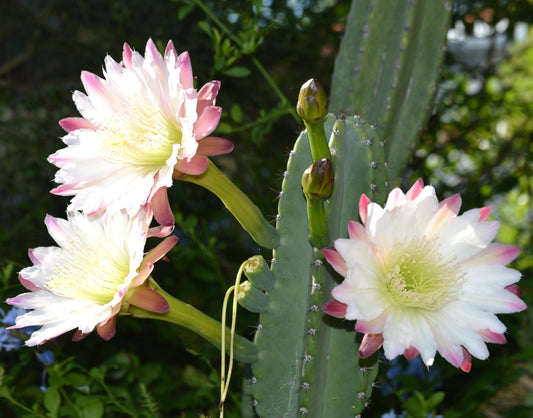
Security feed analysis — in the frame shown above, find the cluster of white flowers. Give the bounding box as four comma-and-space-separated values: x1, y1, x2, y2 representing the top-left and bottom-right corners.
7, 39, 230, 345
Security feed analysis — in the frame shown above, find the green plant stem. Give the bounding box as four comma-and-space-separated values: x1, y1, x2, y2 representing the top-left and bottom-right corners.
180, 160, 279, 249
306, 198, 329, 249
304, 121, 331, 162
128, 279, 257, 363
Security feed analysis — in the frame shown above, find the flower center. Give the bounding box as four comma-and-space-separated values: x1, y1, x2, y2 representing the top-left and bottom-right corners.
45, 231, 130, 305
99, 96, 182, 168
382, 238, 465, 311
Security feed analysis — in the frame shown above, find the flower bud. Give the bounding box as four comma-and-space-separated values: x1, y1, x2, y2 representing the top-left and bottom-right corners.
302, 158, 334, 200
243, 255, 275, 291
237, 281, 270, 313
296, 78, 328, 123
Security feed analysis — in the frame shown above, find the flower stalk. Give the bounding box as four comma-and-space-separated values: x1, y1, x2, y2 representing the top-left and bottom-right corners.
127, 278, 257, 363
179, 160, 279, 249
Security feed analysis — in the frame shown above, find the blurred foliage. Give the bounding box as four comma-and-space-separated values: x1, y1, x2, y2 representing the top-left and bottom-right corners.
0, 0, 532, 416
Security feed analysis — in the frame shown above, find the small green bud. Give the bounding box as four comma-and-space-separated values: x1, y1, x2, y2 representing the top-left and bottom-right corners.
301, 158, 334, 200
296, 78, 328, 123
243, 255, 275, 291
237, 281, 270, 313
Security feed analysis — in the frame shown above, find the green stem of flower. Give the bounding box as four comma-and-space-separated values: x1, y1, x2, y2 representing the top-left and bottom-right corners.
306, 197, 330, 249
305, 121, 332, 162
127, 279, 257, 363
180, 160, 279, 249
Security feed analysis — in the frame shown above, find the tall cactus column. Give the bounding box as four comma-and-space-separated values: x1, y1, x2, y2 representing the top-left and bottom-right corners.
247, 0, 452, 415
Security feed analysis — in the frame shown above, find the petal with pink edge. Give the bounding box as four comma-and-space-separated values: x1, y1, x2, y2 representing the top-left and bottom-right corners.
194, 106, 222, 139
59, 117, 97, 132
405, 178, 424, 200
174, 154, 209, 175
322, 300, 347, 318
197, 137, 234, 156
322, 247, 347, 277
359, 194, 371, 225
359, 334, 384, 358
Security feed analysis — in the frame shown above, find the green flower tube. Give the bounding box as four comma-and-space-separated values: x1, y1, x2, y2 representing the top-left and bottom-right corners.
128, 278, 257, 363
179, 160, 279, 249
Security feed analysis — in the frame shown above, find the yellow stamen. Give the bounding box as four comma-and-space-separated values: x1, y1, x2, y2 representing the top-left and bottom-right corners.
45, 231, 129, 305
99, 96, 182, 167
381, 238, 465, 311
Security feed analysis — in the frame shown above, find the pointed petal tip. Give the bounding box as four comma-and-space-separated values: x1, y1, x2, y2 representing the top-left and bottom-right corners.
322, 300, 347, 318
359, 194, 371, 224
359, 333, 384, 358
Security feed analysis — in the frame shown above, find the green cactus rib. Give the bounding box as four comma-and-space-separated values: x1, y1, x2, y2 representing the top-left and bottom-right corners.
250, 115, 384, 417
330, 0, 452, 185
251, 130, 315, 417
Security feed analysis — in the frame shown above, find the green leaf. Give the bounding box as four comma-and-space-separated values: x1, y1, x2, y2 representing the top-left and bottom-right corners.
426, 391, 445, 411
44, 387, 61, 416
77, 396, 104, 418
197, 21, 212, 36
223, 66, 251, 78
177, 3, 195, 20
230, 103, 243, 123
64, 372, 90, 389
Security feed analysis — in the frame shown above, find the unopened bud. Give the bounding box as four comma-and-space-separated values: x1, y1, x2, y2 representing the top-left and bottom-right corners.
243, 255, 275, 291
297, 78, 328, 123
302, 158, 334, 200
237, 281, 270, 313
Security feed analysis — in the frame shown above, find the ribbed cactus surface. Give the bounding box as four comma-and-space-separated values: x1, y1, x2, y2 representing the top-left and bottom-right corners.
243, 0, 452, 416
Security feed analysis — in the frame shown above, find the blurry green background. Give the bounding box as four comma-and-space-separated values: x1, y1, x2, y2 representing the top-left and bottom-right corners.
1, 0, 532, 416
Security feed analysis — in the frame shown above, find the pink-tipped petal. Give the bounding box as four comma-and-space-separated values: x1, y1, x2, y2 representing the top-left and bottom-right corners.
174, 155, 209, 175
178, 51, 194, 89
143, 236, 179, 267
50, 183, 77, 196
145, 38, 165, 69
96, 315, 117, 341
194, 106, 222, 139
437, 193, 462, 215
80, 71, 106, 96
385, 187, 406, 210
348, 220, 366, 241
478, 329, 506, 344
150, 187, 174, 227
403, 346, 420, 360
147, 225, 175, 238
322, 300, 348, 318
405, 178, 424, 200
359, 194, 371, 224
127, 287, 169, 313
197, 137, 234, 156
131, 262, 155, 288
479, 206, 491, 221
122, 42, 133, 68
464, 243, 521, 267
322, 247, 348, 277
196, 81, 221, 115
505, 284, 521, 297
355, 311, 389, 334
164, 40, 177, 62
59, 117, 97, 132
359, 333, 384, 358
18, 274, 41, 292
72, 330, 90, 342
460, 348, 472, 372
